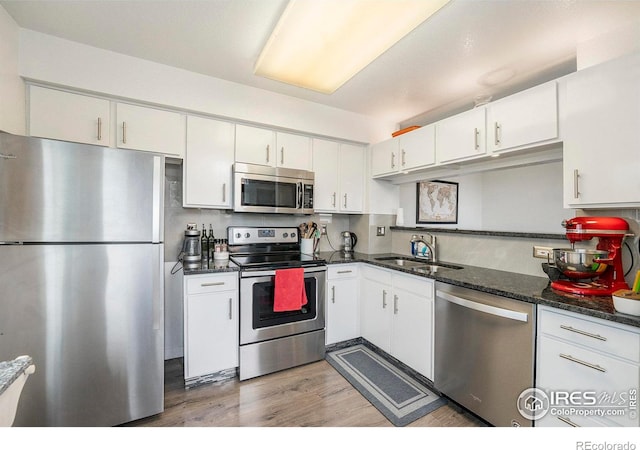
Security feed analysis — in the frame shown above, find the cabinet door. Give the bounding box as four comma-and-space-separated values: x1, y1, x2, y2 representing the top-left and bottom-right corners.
398, 124, 435, 171
235, 124, 276, 167
370, 138, 399, 177
184, 116, 234, 208
436, 107, 486, 163
487, 81, 558, 154
312, 139, 339, 212
29, 86, 111, 146
185, 291, 238, 379
327, 277, 360, 345
562, 53, 640, 207
338, 144, 365, 213
391, 275, 434, 379
116, 103, 185, 157
276, 132, 311, 170
360, 278, 391, 353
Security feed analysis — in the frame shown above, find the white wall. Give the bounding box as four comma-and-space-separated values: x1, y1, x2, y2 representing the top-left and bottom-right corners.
18, 29, 395, 144
0, 6, 25, 134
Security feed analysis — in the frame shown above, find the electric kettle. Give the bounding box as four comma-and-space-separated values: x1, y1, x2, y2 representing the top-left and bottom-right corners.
341, 231, 357, 253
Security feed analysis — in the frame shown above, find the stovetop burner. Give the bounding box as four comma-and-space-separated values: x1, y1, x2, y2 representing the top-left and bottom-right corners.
228, 226, 325, 270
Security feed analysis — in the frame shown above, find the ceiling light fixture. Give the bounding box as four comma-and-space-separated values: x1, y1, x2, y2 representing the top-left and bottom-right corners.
254, 0, 450, 94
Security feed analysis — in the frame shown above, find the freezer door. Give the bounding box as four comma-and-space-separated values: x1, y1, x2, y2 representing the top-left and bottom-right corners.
0, 243, 164, 426
0, 133, 163, 243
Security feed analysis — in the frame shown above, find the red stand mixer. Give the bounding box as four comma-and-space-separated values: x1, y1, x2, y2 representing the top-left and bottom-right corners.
547, 217, 631, 296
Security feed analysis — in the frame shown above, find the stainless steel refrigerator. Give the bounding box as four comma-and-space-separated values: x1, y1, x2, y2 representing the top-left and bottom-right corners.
0, 132, 164, 426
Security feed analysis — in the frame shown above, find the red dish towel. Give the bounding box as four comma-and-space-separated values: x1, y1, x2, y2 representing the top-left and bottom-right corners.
273, 268, 308, 312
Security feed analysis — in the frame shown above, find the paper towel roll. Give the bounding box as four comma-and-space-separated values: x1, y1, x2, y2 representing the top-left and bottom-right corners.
396, 208, 404, 226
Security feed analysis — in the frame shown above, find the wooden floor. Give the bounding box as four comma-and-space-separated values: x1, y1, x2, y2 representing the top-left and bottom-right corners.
127, 358, 486, 427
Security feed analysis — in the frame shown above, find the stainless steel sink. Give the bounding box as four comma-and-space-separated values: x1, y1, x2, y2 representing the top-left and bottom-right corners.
373, 256, 463, 272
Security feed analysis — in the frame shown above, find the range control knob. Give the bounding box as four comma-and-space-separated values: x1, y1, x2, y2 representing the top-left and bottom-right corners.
291, 232, 296, 238
283, 233, 288, 238
235, 233, 241, 239
245, 232, 251, 238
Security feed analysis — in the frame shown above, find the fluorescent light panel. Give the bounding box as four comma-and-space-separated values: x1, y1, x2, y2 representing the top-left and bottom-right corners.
255, 0, 450, 94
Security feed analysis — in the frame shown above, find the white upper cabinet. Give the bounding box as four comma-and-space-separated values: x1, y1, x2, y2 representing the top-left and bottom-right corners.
486, 81, 558, 154
183, 116, 235, 209
234, 124, 276, 166
29, 85, 111, 147
313, 139, 364, 213
562, 52, 640, 208
398, 124, 436, 171
370, 137, 399, 178
235, 124, 311, 171
116, 103, 185, 157
436, 107, 486, 164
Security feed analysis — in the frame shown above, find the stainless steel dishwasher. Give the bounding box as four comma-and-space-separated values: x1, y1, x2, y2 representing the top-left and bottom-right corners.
434, 282, 535, 427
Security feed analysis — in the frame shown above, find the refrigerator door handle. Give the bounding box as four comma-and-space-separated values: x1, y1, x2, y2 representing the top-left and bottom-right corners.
152, 156, 164, 243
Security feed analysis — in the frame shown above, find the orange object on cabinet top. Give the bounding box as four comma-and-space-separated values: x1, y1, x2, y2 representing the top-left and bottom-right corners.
392, 126, 421, 137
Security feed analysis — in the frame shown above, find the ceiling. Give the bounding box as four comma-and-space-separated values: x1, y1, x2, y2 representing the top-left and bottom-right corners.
2, 0, 640, 126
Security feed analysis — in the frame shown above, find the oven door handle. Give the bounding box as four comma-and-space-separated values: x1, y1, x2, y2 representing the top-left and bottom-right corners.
240, 266, 327, 278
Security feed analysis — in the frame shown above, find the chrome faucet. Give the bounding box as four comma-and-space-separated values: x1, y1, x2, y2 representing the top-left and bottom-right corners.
411, 234, 437, 262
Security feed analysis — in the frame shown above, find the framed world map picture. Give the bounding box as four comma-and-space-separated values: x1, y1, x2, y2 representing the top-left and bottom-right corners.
416, 180, 458, 224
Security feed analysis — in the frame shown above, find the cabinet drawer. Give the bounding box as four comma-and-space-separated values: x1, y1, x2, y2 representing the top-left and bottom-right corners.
361, 265, 392, 284
186, 273, 238, 295
328, 264, 358, 280
539, 307, 640, 362
537, 335, 639, 427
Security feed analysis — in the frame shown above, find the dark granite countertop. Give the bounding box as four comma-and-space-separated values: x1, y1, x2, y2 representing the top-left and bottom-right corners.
183, 260, 240, 276
0, 355, 34, 396
318, 251, 640, 329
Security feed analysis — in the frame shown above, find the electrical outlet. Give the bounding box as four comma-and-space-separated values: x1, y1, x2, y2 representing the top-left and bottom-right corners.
320, 224, 327, 235
376, 226, 385, 236
533, 246, 553, 259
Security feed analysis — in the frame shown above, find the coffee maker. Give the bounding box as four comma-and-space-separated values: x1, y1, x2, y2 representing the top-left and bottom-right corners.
544, 217, 631, 296
181, 226, 201, 270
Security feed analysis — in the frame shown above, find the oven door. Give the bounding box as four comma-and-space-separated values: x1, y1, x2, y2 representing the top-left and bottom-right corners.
239, 266, 326, 345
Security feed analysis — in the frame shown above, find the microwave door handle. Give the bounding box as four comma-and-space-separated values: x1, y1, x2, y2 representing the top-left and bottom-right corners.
297, 182, 303, 209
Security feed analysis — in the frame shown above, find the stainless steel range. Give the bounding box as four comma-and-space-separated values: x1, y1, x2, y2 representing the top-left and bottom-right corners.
228, 226, 326, 381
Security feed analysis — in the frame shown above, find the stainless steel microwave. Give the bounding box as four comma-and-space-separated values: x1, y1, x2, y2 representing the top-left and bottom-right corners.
233, 163, 314, 214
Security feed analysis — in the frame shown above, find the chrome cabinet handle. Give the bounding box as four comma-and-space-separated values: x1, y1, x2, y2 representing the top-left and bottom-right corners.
201, 282, 225, 287
266, 145, 270, 163
494, 122, 501, 146
558, 416, 579, 427
343, 193, 347, 208
97, 117, 102, 141
559, 353, 606, 373
222, 183, 226, 203
474, 127, 480, 150
382, 290, 387, 308
394, 295, 399, 314
332, 192, 336, 207
229, 298, 233, 320
331, 285, 336, 303
573, 169, 580, 199
391, 152, 395, 169
401, 149, 406, 166
122, 121, 127, 144
280, 147, 284, 165
560, 325, 607, 341
0, 153, 17, 159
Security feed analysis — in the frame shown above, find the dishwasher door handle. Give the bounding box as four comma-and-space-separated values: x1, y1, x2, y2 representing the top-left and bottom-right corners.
437, 291, 529, 322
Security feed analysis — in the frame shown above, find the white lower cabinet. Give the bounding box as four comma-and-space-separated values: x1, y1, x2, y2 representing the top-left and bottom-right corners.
326, 264, 360, 345
360, 265, 434, 379
183, 273, 239, 381
536, 305, 640, 427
